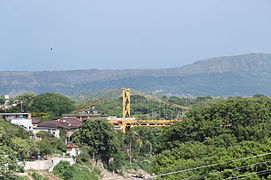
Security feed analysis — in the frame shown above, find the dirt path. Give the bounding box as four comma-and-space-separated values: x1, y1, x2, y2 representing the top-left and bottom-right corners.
14, 173, 33, 180
39, 171, 61, 180
101, 169, 147, 180
101, 170, 128, 180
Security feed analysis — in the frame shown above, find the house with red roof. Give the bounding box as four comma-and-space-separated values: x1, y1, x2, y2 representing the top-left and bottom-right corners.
66, 143, 81, 156
33, 117, 82, 143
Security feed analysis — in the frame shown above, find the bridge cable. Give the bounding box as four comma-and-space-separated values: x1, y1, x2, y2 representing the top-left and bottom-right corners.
131, 89, 190, 111
73, 89, 121, 113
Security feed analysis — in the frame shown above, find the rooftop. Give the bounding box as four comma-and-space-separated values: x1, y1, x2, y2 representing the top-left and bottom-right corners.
37, 117, 82, 129
0, 113, 30, 115
37, 120, 69, 129
62, 113, 102, 117
66, 144, 78, 148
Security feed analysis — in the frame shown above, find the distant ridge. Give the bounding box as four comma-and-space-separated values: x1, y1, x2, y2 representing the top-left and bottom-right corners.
174, 53, 271, 74
1, 53, 271, 97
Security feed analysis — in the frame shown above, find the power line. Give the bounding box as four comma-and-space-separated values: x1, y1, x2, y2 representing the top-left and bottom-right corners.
182, 160, 271, 180
148, 152, 271, 179
224, 169, 271, 180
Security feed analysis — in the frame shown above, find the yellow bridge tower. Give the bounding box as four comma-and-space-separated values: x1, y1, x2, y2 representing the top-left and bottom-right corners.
122, 88, 131, 133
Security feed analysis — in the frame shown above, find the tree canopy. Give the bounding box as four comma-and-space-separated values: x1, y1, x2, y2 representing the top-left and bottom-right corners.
32, 92, 75, 117
73, 118, 122, 168
152, 96, 271, 179
15, 92, 37, 112
0, 119, 33, 176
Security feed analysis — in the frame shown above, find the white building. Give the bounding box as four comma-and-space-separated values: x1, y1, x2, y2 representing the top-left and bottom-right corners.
0, 113, 33, 130
66, 144, 81, 157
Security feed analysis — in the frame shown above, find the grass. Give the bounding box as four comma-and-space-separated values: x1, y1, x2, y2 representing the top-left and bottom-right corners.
123, 160, 153, 174
0, 176, 28, 180
31, 173, 48, 180
53, 161, 99, 180
69, 165, 98, 180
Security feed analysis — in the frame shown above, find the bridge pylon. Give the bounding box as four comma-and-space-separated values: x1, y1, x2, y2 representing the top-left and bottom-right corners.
122, 88, 131, 133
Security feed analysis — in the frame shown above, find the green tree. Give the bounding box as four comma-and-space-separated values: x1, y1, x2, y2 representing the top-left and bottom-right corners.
253, 93, 266, 98
160, 96, 271, 151
128, 127, 163, 157
36, 140, 54, 156
0, 96, 5, 104
31, 172, 49, 180
53, 161, 74, 180
0, 145, 22, 176
10, 137, 33, 160
0, 119, 30, 176
40, 115, 56, 122
152, 96, 271, 179
73, 118, 122, 168
152, 140, 271, 179
32, 92, 75, 117
35, 132, 66, 155
15, 92, 37, 112
53, 161, 98, 180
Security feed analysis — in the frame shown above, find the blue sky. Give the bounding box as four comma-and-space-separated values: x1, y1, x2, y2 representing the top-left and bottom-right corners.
0, 0, 270, 71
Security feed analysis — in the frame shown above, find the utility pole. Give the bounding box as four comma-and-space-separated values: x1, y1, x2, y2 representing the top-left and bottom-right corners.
129, 139, 132, 164
20, 101, 23, 112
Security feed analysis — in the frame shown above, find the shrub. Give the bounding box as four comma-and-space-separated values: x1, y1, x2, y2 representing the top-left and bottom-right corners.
31, 172, 48, 180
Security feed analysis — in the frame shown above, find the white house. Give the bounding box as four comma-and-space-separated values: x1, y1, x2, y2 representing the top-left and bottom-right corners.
0, 113, 33, 130
66, 144, 81, 156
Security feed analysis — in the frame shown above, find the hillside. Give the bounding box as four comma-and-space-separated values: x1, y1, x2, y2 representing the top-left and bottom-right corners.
1, 53, 271, 97
171, 53, 271, 74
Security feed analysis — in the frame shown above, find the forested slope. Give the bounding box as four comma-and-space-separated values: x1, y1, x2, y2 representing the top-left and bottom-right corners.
1, 53, 271, 96
152, 96, 271, 179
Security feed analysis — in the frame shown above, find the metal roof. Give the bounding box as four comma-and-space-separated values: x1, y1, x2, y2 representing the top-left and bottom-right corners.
0, 113, 30, 115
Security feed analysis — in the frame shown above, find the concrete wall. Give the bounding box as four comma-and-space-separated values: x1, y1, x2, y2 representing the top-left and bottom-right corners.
24, 157, 75, 172
10, 118, 33, 130
32, 128, 60, 138
25, 160, 53, 171
66, 148, 81, 157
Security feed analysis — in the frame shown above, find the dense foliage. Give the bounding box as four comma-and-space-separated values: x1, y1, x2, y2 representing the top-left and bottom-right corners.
73, 118, 123, 168
1, 92, 75, 118
31, 172, 49, 180
0, 119, 33, 176
32, 93, 75, 117
152, 96, 271, 179
15, 92, 37, 112
0, 96, 5, 104
73, 118, 165, 173
0, 120, 66, 177
3, 90, 271, 179
124, 127, 163, 159
35, 131, 66, 156
53, 161, 98, 180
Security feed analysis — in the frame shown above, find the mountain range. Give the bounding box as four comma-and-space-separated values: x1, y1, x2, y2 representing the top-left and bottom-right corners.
1, 53, 271, 97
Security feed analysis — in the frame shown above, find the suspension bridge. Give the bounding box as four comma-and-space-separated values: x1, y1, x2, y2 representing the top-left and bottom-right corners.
72, 88, 189, 132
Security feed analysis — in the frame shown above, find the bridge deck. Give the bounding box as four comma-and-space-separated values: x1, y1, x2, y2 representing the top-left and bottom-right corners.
109, 120, 180, 127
